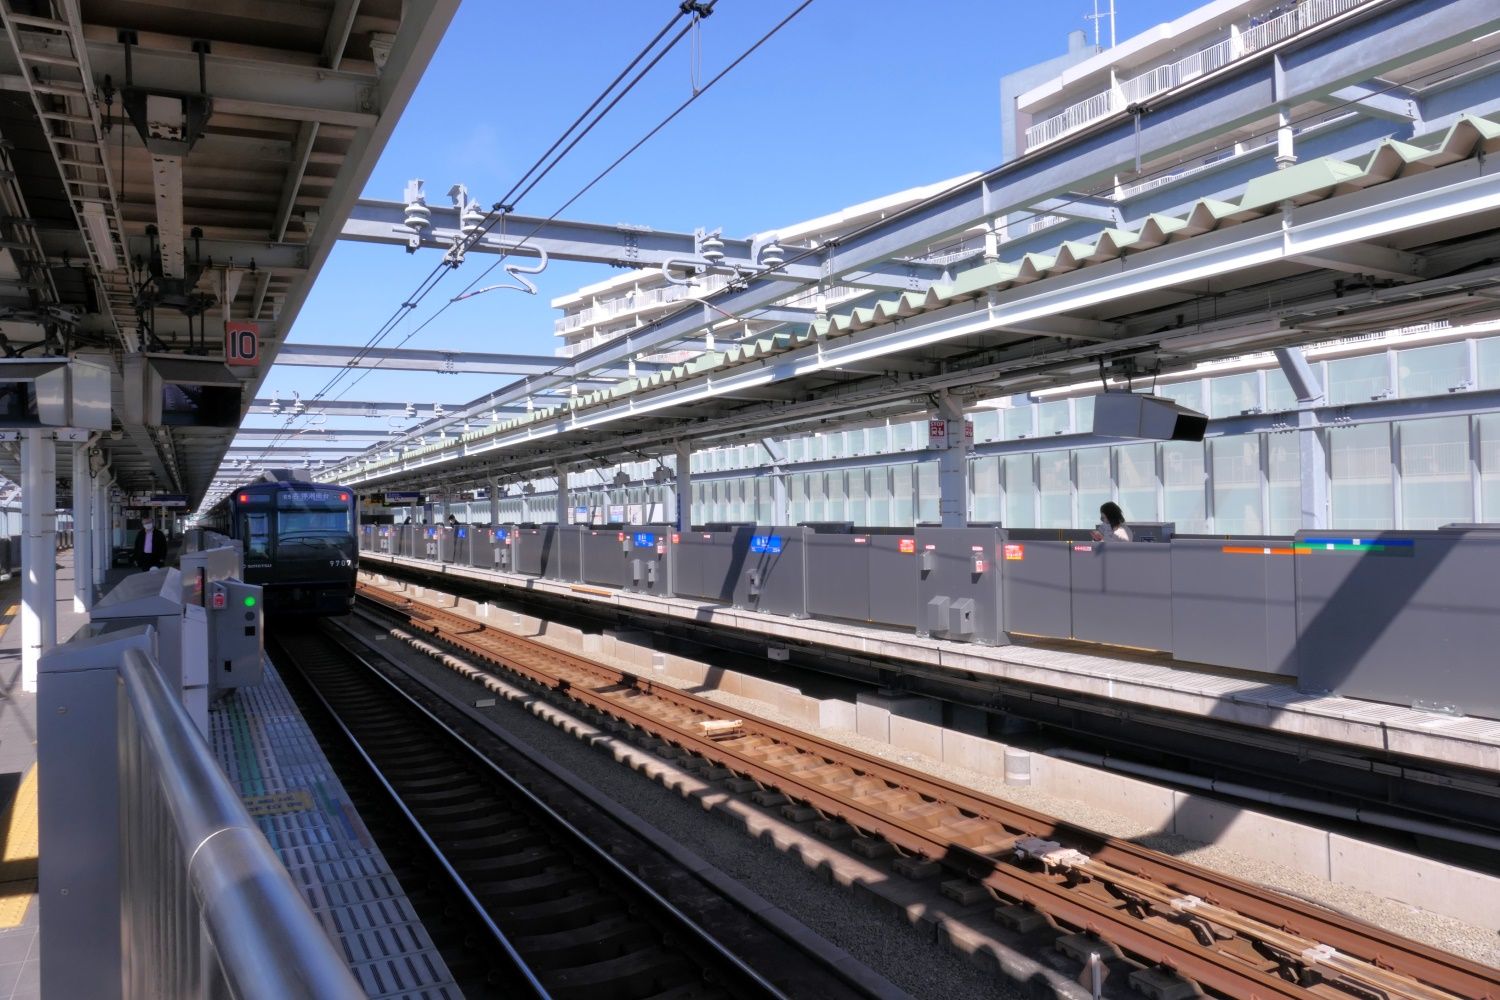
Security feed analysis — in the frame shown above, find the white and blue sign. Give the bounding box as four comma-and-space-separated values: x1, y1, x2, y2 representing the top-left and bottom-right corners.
385, 491, 420, 503
633, 531, 656, 548
750, 534, 783, 555
150, 493, 188, 508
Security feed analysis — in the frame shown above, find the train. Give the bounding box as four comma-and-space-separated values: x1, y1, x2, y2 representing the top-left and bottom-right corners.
198, 479, 358, 614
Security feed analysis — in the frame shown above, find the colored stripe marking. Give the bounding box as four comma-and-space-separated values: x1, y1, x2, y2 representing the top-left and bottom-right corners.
0, 765, 40, 927
1291, 537, 1415, 556
1221, 546, 1297, 556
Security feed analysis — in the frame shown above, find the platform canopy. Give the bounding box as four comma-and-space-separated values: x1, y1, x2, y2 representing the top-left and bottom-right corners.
0, 0, 458, 502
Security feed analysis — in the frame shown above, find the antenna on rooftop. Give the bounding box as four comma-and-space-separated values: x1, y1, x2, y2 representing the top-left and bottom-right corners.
1086, 0, 1116, 49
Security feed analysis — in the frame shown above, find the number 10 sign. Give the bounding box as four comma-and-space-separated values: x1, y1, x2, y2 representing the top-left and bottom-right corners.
225, 321, 260, 367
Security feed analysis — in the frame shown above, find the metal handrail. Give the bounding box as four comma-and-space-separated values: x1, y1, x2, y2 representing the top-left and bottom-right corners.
118, 647, 364, 1000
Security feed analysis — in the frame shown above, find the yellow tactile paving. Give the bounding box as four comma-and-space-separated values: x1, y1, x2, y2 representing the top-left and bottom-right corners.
0, 602, 18, 641
0, 765, 40, 926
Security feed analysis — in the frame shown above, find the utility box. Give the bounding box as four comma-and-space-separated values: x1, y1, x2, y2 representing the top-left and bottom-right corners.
625, 528, 673, 596
472, 525, 510, 570
914, 526, 1006, 645
207, 579, 264, 695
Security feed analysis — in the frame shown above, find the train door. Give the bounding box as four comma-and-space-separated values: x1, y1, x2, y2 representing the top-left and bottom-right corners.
241, 512, 272, 574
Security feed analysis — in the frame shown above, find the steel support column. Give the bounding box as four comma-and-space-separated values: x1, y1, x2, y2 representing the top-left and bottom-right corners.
762, 438, 789, 526
487, 478, 501, 524
21, 429, 56, 693
933, 393, 970, 528
674, 443, 692, 532
72, 445, 92, 613
93, 476, 110, 589
1276, 347, 1329, 529
554, 464, 569, 524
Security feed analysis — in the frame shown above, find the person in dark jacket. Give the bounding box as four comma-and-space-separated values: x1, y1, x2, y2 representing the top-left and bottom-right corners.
133, 517, 167, 569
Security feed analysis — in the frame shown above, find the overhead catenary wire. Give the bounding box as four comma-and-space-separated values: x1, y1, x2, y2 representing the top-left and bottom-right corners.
323, 1, 731, 409
237, 2, 707, 474
366, 0, 817, 453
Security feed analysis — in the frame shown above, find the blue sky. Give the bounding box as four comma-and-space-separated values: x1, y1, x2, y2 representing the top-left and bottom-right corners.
255, 0, 1204, 451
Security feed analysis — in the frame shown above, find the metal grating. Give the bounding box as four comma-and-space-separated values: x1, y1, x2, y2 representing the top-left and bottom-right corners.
209, 659, 461, 1000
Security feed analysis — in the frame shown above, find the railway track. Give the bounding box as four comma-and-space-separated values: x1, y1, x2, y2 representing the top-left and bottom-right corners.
268, 622, 892, 1000
357, 578, 1500, 1000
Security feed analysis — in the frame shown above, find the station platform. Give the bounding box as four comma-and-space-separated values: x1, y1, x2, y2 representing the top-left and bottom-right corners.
12, 551, 458, 998
360, 551, 1500, 776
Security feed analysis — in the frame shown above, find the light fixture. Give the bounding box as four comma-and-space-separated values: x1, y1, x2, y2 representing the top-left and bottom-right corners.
80, 202, 119, 272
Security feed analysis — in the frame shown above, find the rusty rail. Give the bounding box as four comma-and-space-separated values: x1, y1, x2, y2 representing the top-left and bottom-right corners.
358, 580, 1500, 1000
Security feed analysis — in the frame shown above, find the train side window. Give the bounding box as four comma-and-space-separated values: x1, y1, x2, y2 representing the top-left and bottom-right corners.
242, 513, 270, 560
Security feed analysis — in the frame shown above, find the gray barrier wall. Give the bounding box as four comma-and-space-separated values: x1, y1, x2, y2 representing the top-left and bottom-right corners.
1070, 539, 1175, 652
365, 519, 1500, 719
580, 528, 630, 589
732, 526, 808, 618
513, 525, 558, 578
806, 531, 919, 628
1171, 537, 1297, 675
1294, 527, 1500, 717
1001, 530, 1086, 640
673, 527, 754, 603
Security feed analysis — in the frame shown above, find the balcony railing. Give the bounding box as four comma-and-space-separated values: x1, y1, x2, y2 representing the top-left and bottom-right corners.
1023, 0, 1372, 152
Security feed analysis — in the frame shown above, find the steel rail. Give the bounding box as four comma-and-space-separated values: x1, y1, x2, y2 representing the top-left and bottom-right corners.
358, 581, 1500, 1000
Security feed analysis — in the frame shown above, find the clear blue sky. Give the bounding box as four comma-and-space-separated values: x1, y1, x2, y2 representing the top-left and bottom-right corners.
254, 0, 1204, 451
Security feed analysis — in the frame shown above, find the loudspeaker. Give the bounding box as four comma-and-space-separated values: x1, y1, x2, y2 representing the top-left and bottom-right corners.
1091, 392, 1208, 442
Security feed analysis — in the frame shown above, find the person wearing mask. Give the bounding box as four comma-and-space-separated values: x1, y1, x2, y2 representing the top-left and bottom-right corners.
1091, 501, 1133, 542
447, 513, 460, 526
133, 516, 167, 569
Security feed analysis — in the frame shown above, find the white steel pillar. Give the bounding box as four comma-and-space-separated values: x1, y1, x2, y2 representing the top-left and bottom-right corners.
487, 478, 501, 524
554, 463, 569, 523
1275, 347, 1329, 529
761, 437, 789, 525
71, 445, 92, 612
674, 442, 692, 531
92, 476, 110, 588
21, 429, 56, 693
932, 392, 971, 528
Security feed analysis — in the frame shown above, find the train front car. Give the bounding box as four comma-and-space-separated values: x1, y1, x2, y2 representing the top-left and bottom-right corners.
237, 482, 358, 614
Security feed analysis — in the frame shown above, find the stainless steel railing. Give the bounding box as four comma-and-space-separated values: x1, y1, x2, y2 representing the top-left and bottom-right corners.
116, 646, 363, 1000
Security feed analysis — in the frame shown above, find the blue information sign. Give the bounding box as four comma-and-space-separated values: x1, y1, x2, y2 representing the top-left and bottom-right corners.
750, 534, 783, 554
632, 532, 656, 548
385, 491, 419, 503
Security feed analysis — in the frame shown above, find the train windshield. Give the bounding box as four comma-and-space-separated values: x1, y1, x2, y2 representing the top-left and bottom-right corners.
279, 510, 349, 535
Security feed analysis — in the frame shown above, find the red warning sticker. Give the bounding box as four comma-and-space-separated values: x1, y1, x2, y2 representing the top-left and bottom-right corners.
898, 538, 916, 554
1004, 543, 1025, 561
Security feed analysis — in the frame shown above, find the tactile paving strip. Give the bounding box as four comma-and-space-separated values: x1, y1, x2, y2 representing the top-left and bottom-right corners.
210, 658, 461, 1000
